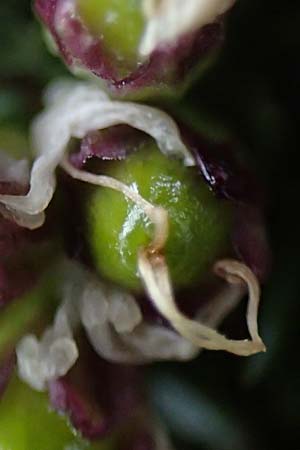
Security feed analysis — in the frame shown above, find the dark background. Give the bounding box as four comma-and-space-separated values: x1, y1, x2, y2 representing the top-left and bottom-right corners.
0, 1, 299, 449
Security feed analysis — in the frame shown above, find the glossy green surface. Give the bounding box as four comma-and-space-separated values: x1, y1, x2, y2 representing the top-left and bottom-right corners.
77, 0, 144, 69
87, 142, 232, 291
0, 376, 113, 450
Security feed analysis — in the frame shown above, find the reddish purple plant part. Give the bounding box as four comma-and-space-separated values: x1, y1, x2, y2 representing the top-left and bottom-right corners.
35, 0, 225, 97
70, 126, 145, 169
48, 343, 173, 448
180, 128, 271, 282
0, 353, 15, 400
49, 377, 110, 439
49, 356, 141, 440
0, 179, 34, 307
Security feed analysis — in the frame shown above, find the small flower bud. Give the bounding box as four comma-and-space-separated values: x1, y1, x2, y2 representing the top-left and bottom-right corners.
35, 0, 235, 98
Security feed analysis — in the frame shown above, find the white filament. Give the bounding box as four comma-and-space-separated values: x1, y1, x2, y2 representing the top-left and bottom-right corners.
138, 251, 265, 356
61, 158, 169, 252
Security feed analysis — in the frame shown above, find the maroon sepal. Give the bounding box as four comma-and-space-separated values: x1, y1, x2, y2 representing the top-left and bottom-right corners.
181, 127, 271, 282
35, 0, 223, 97
70, 126, 145, 169
48, 342, 142, 440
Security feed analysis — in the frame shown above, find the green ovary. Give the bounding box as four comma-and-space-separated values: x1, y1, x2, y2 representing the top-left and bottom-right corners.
87, 142, 232, 292
0, 376, 113, 450
77, 0, 144, 68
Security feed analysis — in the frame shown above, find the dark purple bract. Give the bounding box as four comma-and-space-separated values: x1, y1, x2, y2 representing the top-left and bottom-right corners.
49, 343, 142, 440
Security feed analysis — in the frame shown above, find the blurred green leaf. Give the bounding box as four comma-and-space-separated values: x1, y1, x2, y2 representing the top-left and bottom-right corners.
149, 372, 254, 450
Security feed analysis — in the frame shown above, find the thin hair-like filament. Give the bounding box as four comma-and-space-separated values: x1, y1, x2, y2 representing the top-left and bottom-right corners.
61, 158, 169, 252
138, 251, 266, 356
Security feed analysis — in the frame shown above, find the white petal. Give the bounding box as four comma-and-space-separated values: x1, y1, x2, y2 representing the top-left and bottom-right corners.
108, 289, 142, 334
0, 81, 194, 228
16, 266, 82, 391
140, 0, 235, 57
80, 272, 197, 363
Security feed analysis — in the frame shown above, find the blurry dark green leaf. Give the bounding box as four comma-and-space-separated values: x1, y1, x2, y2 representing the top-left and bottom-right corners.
0, 21, 66, 81
0, 88, 27, 124
242, 252, 299, 386
150, 372, 253, 450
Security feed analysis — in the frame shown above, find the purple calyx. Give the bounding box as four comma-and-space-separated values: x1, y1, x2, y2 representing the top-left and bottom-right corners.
49, 378, 110, 439
70, 125, 145, 169
35, 0, 223, 96
48, 342, 142, 440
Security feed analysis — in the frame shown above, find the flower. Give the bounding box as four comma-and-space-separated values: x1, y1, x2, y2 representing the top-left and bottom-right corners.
0, 78, 269, 450
34, 0, 235, 98
0, 81, 268, 384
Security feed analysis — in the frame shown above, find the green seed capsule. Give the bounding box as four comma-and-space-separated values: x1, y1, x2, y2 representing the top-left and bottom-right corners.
87, 142, 232, 291
0, 376, 114, 450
